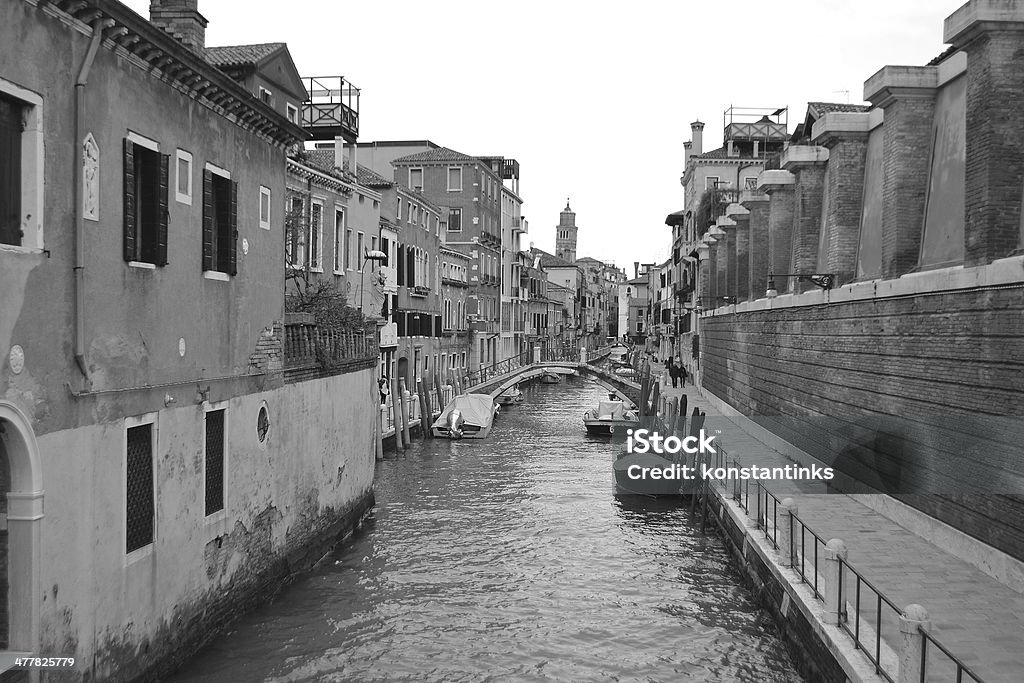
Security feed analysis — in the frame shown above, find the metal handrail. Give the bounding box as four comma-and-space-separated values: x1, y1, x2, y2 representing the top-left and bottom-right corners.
838, 556, 902, 683
920, 627, 985, 683
790, 513, 826, 601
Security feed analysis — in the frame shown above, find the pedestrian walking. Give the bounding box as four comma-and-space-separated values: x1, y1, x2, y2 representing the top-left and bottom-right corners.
677, 358, 688, 387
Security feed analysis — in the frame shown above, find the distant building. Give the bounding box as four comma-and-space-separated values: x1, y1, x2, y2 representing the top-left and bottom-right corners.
555, 200, 579, 264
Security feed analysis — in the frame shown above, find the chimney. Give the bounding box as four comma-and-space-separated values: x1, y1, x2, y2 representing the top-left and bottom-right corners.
346, 143, 358, 177
634, 261, 640, 279
150, 0, 208, 51
333, 137, 345, 171
690, 121, 705, 156
683, 140, 692, 166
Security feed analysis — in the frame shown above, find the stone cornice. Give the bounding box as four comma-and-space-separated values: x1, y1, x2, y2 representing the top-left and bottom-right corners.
740, 189, 769, 205
945, 0, 1024, 48
781, 145, 830, 170
726, 203, 750, 220
864, 66, 938, 108
757, 169, 796, 194
811, 112, 872, 147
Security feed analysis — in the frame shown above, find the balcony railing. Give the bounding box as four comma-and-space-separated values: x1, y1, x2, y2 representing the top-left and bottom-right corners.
284, 320, 376, 374
302, 75, 360, 142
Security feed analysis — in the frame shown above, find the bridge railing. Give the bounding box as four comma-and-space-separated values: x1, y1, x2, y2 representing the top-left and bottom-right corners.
460, 350, 532, 389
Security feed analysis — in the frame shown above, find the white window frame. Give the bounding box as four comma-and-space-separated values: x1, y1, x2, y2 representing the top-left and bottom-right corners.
288, 195, 306, 269
397, 197, 402, 224
345, 228, 354, 271
259, 185, 271, 230
124, 411, 158, 565
203, 163, 233, 280
175, 149, 193, 205
409, 167, 424, 192
286, 102, 299, 125
258, 86, 273, 105
357, 231, 365, 271
333, 207, 346, 275
202, 400, 229, 523
309, 198, 325, 273
447, 166, 462, 191
448, 207, 462, 232
0, 77, 44, 253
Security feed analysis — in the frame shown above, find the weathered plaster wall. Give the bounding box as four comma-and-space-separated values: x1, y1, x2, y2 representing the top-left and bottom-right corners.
0, 3, 287, 438
32, 367, 377, 681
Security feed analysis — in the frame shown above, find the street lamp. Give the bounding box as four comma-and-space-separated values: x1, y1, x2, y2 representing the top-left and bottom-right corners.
766, 272, 835, 298
357, 249, 388, 312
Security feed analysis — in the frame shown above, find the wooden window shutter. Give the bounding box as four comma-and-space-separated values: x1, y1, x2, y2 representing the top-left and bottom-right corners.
396, 244, 405, 285
227, 180, 238, 275
201, 169, 214, 271
123, 139, 137, 261
156, 153, 169, 266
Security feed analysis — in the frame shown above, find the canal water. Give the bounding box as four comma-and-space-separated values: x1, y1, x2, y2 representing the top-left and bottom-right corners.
171, 378, 803, 682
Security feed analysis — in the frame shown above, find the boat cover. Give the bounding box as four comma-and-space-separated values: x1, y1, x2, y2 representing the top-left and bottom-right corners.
435, 393, 494, 427
597, 401, 627, 420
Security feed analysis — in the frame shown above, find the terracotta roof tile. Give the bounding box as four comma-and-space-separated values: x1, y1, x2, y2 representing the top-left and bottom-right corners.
393, 147, 478, 164
205, 43, 286, 68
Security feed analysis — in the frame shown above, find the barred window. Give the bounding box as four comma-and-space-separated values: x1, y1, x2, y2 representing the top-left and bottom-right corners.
126, 423, 154, 553
205, 409, 226, 516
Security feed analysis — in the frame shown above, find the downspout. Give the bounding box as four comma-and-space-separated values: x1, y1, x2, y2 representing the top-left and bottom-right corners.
73, 21, 104, 386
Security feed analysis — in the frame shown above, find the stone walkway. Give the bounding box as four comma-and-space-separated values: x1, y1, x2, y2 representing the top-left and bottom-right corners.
655, 374, 1024, 683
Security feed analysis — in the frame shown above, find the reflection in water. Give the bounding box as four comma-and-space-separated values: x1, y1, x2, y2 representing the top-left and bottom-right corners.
171, 378, 803, 682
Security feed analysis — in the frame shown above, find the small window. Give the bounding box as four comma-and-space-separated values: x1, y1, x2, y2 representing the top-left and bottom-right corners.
204, 407, 226, 516
744, 177, 758, 190
409, 167, 423, 192
259, 185, 271, 229
259, 86, 273, 105
705, 176, 720, 190
310, 200, 324, 271
448, 207, 462, 232
397, 197, 402, 223
286, 102, 299, 124
333, 208, 345, 274
202, 165, 237, 276
257, 402, 270, 445
176, 150, 193, 205
126, 420, 155, 554
357, 231, 364, 269
124, 135, 169, 266
447, 167, 462, 191
286, 195, 305, 268
345, 228, 353, 270
0, 81, 43, 251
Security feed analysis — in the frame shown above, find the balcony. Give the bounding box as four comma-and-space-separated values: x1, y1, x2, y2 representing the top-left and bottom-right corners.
480, 230, 501, 249
442, 276, 468, 288
411, 285, 431, 297
302, 76, 360, 143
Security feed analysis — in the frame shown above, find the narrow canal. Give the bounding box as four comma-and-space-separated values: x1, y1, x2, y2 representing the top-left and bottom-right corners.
171, 378, 803, 682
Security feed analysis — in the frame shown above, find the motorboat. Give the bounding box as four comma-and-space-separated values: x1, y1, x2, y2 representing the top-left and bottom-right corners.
613, 451, 697, 496
540, 372, 562, 384
583, 399, 638, 436
431, 394, 500, 439
496, 385, 524, 406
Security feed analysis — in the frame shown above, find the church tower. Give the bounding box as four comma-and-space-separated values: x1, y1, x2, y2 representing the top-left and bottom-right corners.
555, 198, 578, 264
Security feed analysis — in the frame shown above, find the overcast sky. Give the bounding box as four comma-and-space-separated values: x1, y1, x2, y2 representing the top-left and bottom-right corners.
126, 0, 964, 271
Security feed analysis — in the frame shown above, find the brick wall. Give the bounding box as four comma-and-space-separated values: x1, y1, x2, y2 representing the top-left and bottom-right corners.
767, 189, 795, 291
746, 199, 770, 301
701, 286, 1024, 559
821, 137, 868, 286
789, 163, 826, 293
880, 94, 936, 278
735, 219, 750, 301
963, 31, 1024, 266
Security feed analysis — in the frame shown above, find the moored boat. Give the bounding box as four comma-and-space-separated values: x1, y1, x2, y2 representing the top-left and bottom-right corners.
583, 399, 638, 436
540, 372, 562, 384
496, 385, 524, 406
431, 393, 500, 439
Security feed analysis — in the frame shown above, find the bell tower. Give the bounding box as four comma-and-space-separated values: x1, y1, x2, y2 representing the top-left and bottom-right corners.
554, 198, 578, 264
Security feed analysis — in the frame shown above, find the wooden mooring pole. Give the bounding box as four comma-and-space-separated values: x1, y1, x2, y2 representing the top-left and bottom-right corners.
417, 375, 431, 439
398, 377, 411, 448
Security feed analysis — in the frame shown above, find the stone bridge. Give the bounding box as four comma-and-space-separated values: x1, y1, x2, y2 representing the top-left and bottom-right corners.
465, 359, 641, 407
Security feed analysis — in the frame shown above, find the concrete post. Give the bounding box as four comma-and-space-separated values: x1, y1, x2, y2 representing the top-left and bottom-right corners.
823, 538, 848, 625
779, 498, 798, 567
897, 604, 930, 683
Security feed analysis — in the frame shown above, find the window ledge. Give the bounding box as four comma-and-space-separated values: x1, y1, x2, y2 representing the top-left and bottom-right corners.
203, 270, 230, 282
125, 543, 154, 567
128, 261, 156, 270
0, 243, 45, 257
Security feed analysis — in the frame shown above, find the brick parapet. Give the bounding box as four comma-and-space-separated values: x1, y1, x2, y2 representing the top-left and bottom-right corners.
766, 188, 796, 292
746, 201, 770, 302
789, 161, 828, 294
816, 133, 869, 287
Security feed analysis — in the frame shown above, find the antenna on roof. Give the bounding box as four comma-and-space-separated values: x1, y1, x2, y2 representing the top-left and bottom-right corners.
832, 90, 851, 104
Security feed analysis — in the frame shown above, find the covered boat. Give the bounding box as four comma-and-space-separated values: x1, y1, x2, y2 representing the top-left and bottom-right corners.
583, 399, 638, 435
431, 393, 499, 439
496, 385, 524, 406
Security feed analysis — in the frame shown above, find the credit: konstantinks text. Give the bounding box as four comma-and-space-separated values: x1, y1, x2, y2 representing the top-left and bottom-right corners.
624, 429, 834, 482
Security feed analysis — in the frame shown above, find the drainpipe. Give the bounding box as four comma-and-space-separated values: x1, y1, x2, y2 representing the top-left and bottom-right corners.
73, 20, 104, 386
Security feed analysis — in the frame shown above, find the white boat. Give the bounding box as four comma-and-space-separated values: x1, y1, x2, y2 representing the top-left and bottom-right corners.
431, 394, 500, 439
496, 385, 524, 406
583, 399, 639, 436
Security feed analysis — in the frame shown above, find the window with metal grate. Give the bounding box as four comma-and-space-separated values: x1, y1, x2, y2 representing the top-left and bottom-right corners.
205, 409, 225, 516
126, 424, 154, 553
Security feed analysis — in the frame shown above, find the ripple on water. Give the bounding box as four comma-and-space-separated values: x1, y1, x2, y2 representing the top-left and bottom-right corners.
170, 378, 804, 683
